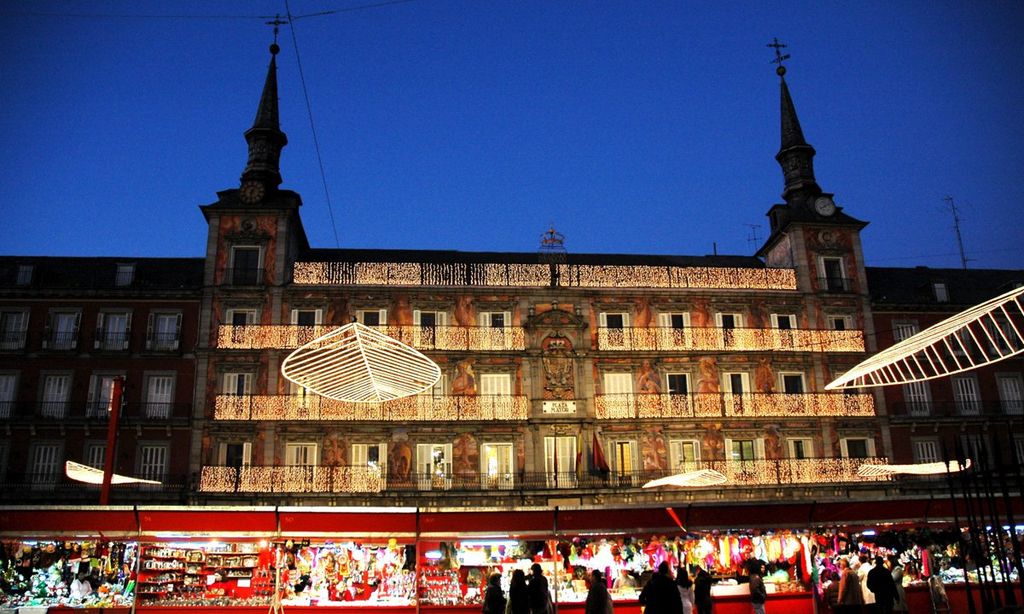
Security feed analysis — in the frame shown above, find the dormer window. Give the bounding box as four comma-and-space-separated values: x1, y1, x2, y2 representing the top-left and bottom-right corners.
933, 282, 949, 303
15, 265, 33, 286
115, 263, 135, 287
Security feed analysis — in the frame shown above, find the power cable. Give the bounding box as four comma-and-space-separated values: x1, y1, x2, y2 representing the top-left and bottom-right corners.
284, 0, 342, 248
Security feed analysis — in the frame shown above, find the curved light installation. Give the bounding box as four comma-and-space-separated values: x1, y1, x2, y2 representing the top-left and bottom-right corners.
827, 285, 1024, 390
642, 469, 728, 489
65, 460, 161, 485
281, 322, 441, 403
857, 459, 971, 478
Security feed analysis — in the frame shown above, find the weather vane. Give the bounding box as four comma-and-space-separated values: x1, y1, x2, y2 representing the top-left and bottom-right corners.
767, 37, 790, 77
266, 14, 289, 49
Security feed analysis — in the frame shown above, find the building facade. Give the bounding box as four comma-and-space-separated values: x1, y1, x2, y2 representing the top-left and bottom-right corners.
0, 46, 1020, 509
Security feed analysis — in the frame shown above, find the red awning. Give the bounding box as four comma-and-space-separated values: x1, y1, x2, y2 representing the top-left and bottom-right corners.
556, 508, 680, 534
279, 509, 417, 538
0, 509, 137, 537
419, 510, 555, 537
683, 503, 816, 530
138, 509, 277, 536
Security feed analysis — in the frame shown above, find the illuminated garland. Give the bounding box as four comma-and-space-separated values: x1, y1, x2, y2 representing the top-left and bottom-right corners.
597, 327, 864, 352
293, 262, 797, 290
217, 324, 527, 351
594, 393, 875, 419
213, 394, 529, 421
199, 466, 386, 493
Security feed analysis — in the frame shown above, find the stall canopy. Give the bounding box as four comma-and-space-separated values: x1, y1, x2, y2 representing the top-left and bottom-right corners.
419, 510, 555, 537
279, 506, 417, 538
138, 508, 277, 537
0, 507, 137, 537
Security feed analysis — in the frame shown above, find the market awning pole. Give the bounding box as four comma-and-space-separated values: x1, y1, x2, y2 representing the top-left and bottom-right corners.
100, 376, 125, 506
943, 443, 976, 614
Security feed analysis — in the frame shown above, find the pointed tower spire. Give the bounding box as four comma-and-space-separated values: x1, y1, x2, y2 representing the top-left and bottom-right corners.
768, 39, 820, 206
240, 42, 288, 194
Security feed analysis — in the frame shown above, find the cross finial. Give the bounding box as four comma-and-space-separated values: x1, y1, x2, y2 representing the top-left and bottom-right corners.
266, 14, 289, 53
767, 37, 791, 77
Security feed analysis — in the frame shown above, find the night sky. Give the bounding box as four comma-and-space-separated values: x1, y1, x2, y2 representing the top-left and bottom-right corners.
2, 1, 1022, 270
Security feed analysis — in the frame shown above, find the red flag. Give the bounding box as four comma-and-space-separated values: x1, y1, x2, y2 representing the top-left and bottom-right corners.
592, 433, 610, 473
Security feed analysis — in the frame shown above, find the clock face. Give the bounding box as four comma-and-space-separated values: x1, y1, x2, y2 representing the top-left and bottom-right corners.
814, 196, 836, 216
239, 181, 265, 204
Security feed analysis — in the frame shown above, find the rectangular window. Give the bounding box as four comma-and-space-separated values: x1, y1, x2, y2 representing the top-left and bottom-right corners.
666, 373, 689, 395
0, 373, 15, 418
480, 443, 514, 490
779, 372, 805, 394
657, 312, 691, 349
821, 257, 846, 291
290, 308, 322, 326
902, 381, 932, 416
841, 438, 873, 459
29, 443, 62, 487
933, 283, 949, 303
728, 439, 758, 461
479, 373, 512, 396
222, 372, 252, 396
716, 313, 743, 329
952, 375, 981, 415
115, 263, 135, 287
960, 434, 988, 465
47, 311, 80, 350
787, 438, 813, 460
352, 443, 386, 469
0, 310, 27, 350
86, 374, 118, 417
827, 315, 852, 331
416, 443, 453, 491
40, 374, 70, 418
285, 443, 318, 467
892, 320, 920, 342
227, 308, 257, 326
668, 439, 700, 473
723, 372, 749, 395
913, 440, 941, 464
997, 374, 1024, 415
148, 312, 182, 351
599, 312, 630, 348
543, 435, 577, 488
219, 442, 252, 468
357, 309, 387, 326
15, 265, 33, 286
137, 445, 168, 482
1014, 437, 1024, 465
612, 439, 639, 484
146, 375, 174, 418
230, 246, 261, 285
771, 314, 797, 330
480, 312, 511, 328
85, 443, 107, 469
95, 311, 131, 351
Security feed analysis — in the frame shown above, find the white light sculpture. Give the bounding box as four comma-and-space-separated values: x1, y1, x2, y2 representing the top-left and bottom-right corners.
857, 459, 971, 478
281, 321, 441, 403
65, 461, 161, 485
827, 285, 1024, 390
642, 469, 728, 489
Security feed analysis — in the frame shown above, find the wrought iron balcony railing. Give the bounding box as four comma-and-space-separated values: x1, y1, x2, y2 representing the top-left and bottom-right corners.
42, 331, 78, 351
0, 472, 187, 501
93, 332, 130, 351
595, 326, 864, 352
198, 457, 890, 495
0, 331, 27, 350
216, 324, 527, 351
595, 392, 875, 419
213, 394, 529, 421
888, 399, 1022, 419
146, 333, 181, 351
224, 267, 265, 286
1, 401, 190, 421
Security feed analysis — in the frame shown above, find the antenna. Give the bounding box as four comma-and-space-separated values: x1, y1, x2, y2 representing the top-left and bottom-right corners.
943, 196, 972, 270
744, 224, 763, 251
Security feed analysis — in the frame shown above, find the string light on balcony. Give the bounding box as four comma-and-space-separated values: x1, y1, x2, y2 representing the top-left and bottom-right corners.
827, 285, 1024, 389
281, 322, 441, 403
214, 394, 529, 421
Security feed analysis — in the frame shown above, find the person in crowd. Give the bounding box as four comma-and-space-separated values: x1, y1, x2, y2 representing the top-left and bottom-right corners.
483, 572, 507, 614
821, 569, 841, 613
613, 568, 637, 589
837, 558, 863, 614
528, 564, 550, 614
676, 566, 694, 614
748, 562, 767, 614
509, 569, 530, 614
866, 556, 898, 614
639, 561, 683, 614
693, 565, 713, 614
586, 570, 612, 614
887, 556, 907, 612
858, 554, 876, 613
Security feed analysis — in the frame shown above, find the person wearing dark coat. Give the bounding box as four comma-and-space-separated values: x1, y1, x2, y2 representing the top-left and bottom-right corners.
748, 562, 767, 614
866, 556, 898, 614
528, 563, 550, 614
585, 570, 612, 614
509, 569, 530, 614
693, 566, 713, 614
484, 573, 507, 614
639, 562, 684, 614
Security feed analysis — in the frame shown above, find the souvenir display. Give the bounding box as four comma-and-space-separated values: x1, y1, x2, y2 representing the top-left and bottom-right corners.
0, 540, 136, 609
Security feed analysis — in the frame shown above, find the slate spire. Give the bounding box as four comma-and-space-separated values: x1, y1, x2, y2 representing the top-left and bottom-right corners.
240, 43, 288, 189
771, 53, 821, 206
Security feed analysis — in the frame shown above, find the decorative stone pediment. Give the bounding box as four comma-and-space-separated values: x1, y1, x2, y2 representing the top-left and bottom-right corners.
525, 307, 586, 330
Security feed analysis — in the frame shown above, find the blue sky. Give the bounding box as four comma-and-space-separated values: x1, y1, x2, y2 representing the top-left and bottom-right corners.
1, 1, 1022, 269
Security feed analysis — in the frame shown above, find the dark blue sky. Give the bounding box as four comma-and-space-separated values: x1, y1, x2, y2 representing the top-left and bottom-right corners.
2, 1, 1022, 269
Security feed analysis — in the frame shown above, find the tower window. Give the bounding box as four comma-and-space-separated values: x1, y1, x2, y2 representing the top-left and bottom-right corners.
933, 283, 949, 303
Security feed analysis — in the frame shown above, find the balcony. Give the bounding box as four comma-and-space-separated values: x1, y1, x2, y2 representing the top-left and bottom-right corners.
0, 472, 187, 503
94, 332, 130, 351
888, 400, 1021, 419
0, 330, 27, 351
42, 331, 78, 351
1, 401, 189, 421
213, 394, 529, 421
596, 326, 864, 352
146, 333, 181, 351
595, 392, 876, 419
217, 324, 527, 351
224, 267, 265, 286
198, 457, 890, 495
